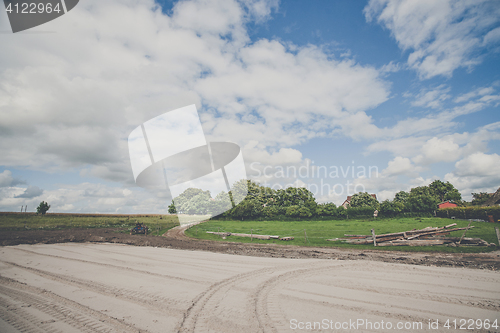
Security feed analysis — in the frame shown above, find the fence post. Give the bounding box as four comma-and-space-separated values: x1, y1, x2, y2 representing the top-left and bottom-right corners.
371, 229, 377, 247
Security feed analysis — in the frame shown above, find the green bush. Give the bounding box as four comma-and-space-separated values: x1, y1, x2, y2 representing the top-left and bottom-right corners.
346, 206, 375, 218
436, 206, 500, 221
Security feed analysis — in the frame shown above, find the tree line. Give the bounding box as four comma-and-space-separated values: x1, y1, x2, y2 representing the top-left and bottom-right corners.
169, 179, 479, 220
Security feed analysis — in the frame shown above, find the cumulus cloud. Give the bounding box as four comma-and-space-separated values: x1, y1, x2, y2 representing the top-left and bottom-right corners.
444, 152, 500, 200
0, 0, 389, 188
413, 136, 461, 165
454, 152, 500, 178
15, 186, 44, 199
1, 0, 499, 211
366, 92, 500, 160
0, 170, 24, 187
365, 0, 500, 79
0, 182, 165, 213
383, 156, 422, 177
0, 170, 15, 187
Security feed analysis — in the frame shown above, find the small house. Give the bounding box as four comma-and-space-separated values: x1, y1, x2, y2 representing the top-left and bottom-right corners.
438, 201, 457, 209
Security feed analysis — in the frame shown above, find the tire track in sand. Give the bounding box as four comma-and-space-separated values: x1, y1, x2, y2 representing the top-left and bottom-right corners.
176, 261, 332, 333
0, 276, 140, 333
0, 261, 186, 315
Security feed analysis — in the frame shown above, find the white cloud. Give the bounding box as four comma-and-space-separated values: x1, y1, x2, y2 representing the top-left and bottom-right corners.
444, 152, 500, 200
365, 0, 500, 79
412, 136, 461, 165
0, 0, 391, 191
0, 170, 15, 187
0, 170, 24, 187
409, 85, 451, 109
0, 182, 168, 213
454, 152, 500, 178
383, 156, 422, 177
380, 61, 402, 74
15, 186, 44, 199
483, 26, 500, 45
0, 0, 498, 212
368, 120, 500, 166
454, 85, 496, 103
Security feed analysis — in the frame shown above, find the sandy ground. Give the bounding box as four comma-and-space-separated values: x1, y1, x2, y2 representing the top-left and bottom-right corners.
0, 243, 499, 333
2, 226, 500, 270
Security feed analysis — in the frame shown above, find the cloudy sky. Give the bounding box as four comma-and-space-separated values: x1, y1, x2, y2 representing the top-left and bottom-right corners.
1, 0, 499, 213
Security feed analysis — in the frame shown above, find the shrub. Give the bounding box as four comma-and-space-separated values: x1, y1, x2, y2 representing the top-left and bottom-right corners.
436, 206, 500, 221
346, 206, 375, 218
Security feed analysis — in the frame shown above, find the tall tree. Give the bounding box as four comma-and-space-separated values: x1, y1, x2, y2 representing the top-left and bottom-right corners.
394, 191, 409, 203
471, 192, 491, 206
36, 201, 50, 215
349, 192, 379, 210
429, 180, 461, 202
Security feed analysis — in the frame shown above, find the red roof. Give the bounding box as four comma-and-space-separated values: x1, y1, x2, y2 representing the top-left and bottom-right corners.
438, 201, 457, 209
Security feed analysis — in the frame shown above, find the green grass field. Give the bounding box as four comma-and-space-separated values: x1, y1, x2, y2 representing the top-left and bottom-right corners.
185, 217, 500, 253
0, 213, 180, 236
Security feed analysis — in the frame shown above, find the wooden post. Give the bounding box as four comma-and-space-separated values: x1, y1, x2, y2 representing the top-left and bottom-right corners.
458, 220, 472, 245
251, 228, 253, 241
495, 227, 500, 246
371, 228, 377, 247
20, 205, 23, 213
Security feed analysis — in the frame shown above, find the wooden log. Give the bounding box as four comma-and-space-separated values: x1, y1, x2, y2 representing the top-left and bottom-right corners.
344, 234, 370, 237
344, 239, 374, 245
406, 226, 473, 240
280, 237, 294, 241
377, 239, 451, 247
445, 223, 457, 228
458, 220, 472, 245
221, 232, 278, 240
345, 225, 450, 240
206, 231, 231, 237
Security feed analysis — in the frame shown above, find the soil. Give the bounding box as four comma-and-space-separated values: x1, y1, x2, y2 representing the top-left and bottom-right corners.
1, 224, 499, 270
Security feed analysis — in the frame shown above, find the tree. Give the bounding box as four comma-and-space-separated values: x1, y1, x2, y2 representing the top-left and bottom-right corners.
316, 203, 337, 217
183, 192, 211, 214
36, 201, 50, 215
406, 194, 439, 212
349, 192, 379, 210
275, 187, 317, 213
471, 192, 491, 206
394, 191, 409, 204
168, 202, 177, 214
429, 180, 461, 202
409, 186, 435, 198
171, 188, 211, 214
230, 199, 262, 220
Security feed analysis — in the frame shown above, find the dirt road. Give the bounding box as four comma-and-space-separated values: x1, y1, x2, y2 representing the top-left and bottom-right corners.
0, 243, 499, 333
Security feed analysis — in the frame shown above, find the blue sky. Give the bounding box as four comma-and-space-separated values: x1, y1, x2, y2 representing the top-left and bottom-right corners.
1, 0, 500, 213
